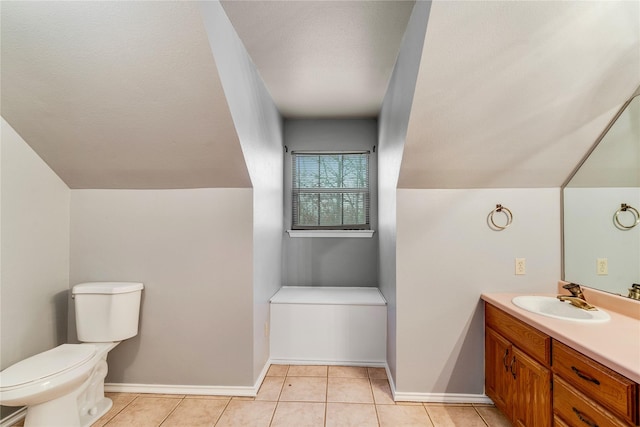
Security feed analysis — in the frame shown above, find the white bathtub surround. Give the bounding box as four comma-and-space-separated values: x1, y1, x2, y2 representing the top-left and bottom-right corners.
269, 287, 387, 365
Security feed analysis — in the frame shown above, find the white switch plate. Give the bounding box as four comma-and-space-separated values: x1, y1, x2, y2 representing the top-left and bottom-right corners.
515, 258, 526, 275
597, 258, 608, 275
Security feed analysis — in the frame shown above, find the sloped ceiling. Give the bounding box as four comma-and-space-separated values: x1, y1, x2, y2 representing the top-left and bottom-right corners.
2, 1, 638, 190
399, 0, 640, 188
1, 1, 251, 189
220, 0, 415, 118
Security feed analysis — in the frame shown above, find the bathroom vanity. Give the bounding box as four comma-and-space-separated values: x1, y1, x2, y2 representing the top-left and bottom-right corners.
482, 289, 640, 427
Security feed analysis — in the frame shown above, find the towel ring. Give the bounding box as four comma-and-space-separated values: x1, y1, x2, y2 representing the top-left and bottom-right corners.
490, 204, 513, 230
614, 203, 640, 230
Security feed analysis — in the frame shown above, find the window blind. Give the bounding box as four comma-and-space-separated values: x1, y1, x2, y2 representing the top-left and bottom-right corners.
292, 151, 370, 230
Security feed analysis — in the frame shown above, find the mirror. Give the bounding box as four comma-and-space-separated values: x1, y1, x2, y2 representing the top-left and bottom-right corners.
563, 90, 640, 298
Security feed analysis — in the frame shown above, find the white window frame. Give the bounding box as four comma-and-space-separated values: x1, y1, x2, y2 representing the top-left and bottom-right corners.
289, 151, 372, 237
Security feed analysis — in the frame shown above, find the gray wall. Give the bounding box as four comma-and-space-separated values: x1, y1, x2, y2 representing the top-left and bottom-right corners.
378, 1, 430, 384
378, 2, 560, 397
67, 0, 285, 389
395, 189, 560, 394
282, 119, 379, 287
1, 118, 70, 417
199, 0, 284, 381
69, 189, 255, 386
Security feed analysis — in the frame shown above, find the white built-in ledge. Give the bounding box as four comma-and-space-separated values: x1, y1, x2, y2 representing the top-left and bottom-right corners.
270, 286, 387, 365
270, 286, 387, 306
286, 230, 375, 238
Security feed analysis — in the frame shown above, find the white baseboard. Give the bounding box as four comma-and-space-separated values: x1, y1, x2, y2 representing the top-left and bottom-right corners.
270, 358, 387, 367
104, 382, 256, 396
393, 392, 493, 404
384, 362, 492, 405
105, 359, 273, 397
0, 407, 26, 427
106, 360, 492, 405
253, 359, 271, 394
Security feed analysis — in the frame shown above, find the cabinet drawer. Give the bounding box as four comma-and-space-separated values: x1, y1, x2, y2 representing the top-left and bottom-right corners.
554, 376, 629, 427
485, 303, 550, 365
554, 415, 571, 427
553, 340, 637, 425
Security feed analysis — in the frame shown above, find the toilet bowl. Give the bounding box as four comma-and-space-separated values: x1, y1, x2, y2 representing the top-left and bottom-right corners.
0, 342, 117, 426
0, 282, 143, 427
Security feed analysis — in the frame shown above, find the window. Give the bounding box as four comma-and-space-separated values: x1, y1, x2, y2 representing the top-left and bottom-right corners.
292, 151, 370, 230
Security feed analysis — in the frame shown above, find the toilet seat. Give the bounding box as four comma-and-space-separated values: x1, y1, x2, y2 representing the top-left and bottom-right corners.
0, 344, 96, 391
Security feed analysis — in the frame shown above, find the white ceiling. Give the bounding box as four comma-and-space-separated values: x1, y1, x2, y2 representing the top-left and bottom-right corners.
1, 1, 639, 189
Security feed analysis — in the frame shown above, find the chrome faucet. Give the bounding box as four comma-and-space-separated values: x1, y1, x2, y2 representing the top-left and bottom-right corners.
557, 283, 597, 311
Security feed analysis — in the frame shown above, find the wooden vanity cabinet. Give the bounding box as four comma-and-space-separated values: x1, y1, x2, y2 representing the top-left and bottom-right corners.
552, 341, 638, 426
554, 376, 630, 427
485, 303, 552, 427
485, 302, 640, 427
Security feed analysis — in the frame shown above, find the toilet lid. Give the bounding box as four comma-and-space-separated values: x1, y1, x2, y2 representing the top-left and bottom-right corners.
0, 344, 96, 389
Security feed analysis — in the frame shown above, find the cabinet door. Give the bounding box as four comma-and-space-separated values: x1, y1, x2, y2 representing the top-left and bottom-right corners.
512, 347, 552, 427
485, 326, 513, 417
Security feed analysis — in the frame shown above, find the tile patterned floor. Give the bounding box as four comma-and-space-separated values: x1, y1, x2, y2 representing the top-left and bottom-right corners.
50, 365, 512, 426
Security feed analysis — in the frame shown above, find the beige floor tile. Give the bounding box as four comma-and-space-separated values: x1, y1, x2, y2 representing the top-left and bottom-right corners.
326, 402, 379, 427
475, 405, 512, 426
270, 402, 325, 427
214, 400, 276, 427
138, 393, 184, 398
279, 376, 327, 402
424, 404, 487, 427
424, 402, 473, 407
160, 398, 228, 426
104, 396, 181, 427
377, 404, 434, 427
93, 393, 139, 426
287, 365, 328, 377
368, 367, 387, 379
397, 401, 424, 406
327, 377, 374, 403
267, 364, 289, 377
371, 379, 395, 404
256, 376, 285, 401
231, 396, 255, 401
184, 395, 232, 400
328, 366, 369, 378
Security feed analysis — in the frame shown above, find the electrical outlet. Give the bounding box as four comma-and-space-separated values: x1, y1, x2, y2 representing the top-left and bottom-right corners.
515, 258, 526, 275
597, 258, 608, 275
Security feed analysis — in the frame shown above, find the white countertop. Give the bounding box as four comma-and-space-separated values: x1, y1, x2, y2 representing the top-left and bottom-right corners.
481, 292, 640, 383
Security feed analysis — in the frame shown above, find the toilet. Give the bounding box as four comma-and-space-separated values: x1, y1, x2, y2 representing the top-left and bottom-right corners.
0, 282, 144, 427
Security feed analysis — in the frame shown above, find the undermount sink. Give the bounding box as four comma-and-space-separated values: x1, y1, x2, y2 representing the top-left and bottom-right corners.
511, 296, 610, 323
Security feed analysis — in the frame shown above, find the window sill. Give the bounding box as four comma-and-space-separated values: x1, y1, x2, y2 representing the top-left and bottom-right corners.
286, 230, 375, 238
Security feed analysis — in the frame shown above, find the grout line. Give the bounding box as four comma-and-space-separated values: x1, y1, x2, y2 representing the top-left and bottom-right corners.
419, 404, 432, 427
423, 403, 436, 427
96, 396, 131, 426
157, 396, 184, 426
267, 401, 278, 427
371, 378, 382, 427
324, 373, 329, 427
473, 405, 491, 427
213, 396, 233, 427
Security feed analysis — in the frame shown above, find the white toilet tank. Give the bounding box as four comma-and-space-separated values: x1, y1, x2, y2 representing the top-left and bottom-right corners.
72, 282, 144, 342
